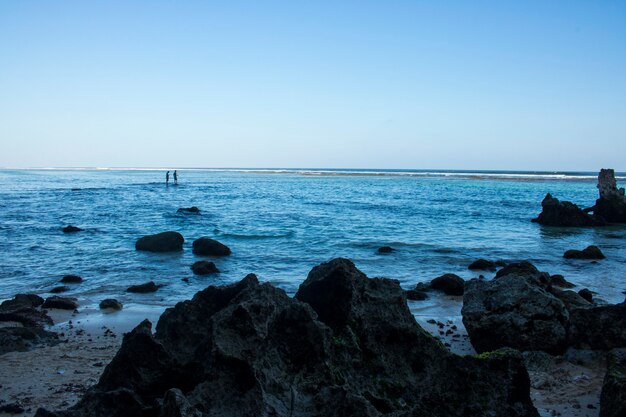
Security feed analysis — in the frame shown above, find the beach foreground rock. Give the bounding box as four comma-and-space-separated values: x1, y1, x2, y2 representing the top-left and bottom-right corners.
0, 294, 58, 354
600, 348, 626, 417
135, 232, 184, 252
38, 259, 539, 417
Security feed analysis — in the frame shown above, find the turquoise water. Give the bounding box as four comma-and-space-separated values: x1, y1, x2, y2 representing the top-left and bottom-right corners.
0, 169, 625, 314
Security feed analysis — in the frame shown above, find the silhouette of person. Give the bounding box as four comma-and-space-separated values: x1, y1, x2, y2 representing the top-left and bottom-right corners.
166, 171, 170, 185
174, 170, 178, 184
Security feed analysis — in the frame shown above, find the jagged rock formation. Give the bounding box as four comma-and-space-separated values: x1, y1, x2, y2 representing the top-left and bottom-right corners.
532, 194, 604, 227
599, 348, 626, 417
590, 169, 626, 223
38, 259, 539, 417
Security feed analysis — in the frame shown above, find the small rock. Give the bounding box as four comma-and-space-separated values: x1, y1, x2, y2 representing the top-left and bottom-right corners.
62, 225, 83, 233
50, 286, 70, 294
549, 274, 575, 288
60, 275, 83, 284
99, 299, 123, 311
135, 231, 184, 252
127, 282, 160, 293
192, 237, 231, 256
177, 206, 200, 213
405, 289, 427, 301
191, 261, 219, 275
468, 259, 497, 271
377, 246, 394, 253
42, 296, 78, 310
564, 245, 605, 260
430, 273, 465, 296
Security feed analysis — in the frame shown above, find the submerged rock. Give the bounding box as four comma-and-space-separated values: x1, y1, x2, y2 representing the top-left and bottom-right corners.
590, 169, 626, 224
190, 261, 219, 275
568, 301, 626, 350
60, 275, 83, 283
468, 259, 497, 270
136, 232, 184, 252
600, 348, 626, 417
99, 299, 123, 311
377, 246, 394, 253
47, 258, 539, 417
42, 296, 78, 311
532, 193, 604, 227
430, 273, 465, 295
191, 237, 231, 256
62, 225, 83, 233
405, 289, 428, 300
127, 281, 160, 293
462, 261, 569, 354
50, 286, 69, 294
177, 206, 200, 214
564, 245, 605, 260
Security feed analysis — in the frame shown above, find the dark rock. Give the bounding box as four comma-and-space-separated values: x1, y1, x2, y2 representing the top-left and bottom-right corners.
61, 275, 83, 283
62, 225, 83, 233
532, 193, 605, 227
190, 261, 219, 275
0, 294, 52, 328
0, 403, 25, 414
430, 273, 465, 296
564, 245, 606, 260
42, 296, 78, 310
462, 261, 569, 354
600, 348, 626, 417
48, 259, 539, 417
414, 282, 430, 291
405, 289, 427, 300
100, 299, 123, 311
549, 274, 575, 288
590, 169, 626, 224
50, 286, 70, 294
136, 232, 184, 252
191, 237, 231, 256
377, 246, 394, 253
550, 288, 592, 311
578, 288, 594, 302
568, 301, 626, 349
0, 327, 59, 355
468, 259, 497, 270
1, 293, 44, 310
177, 206, 200, 214
127, 281, 160, 293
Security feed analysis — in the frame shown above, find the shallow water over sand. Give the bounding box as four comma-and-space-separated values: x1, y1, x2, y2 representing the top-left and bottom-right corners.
0, 168, 624, 317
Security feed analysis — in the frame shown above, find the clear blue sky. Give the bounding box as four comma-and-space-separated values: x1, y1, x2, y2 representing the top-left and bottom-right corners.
1, 1, 625, 170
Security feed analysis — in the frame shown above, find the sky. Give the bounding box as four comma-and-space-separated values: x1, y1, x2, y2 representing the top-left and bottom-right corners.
0, 1, 625, 171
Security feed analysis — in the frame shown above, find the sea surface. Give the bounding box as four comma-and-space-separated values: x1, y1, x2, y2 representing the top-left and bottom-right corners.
0, 168, 625, 319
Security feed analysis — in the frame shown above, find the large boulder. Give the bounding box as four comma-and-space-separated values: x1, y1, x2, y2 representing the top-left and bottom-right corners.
600, 348, 626, 417
532, 193, 605, 227
563, 245, 605, 259
462, 261, 569, 354
136, 232, 184, 252
591, 169, 626, 224
430, 273, 465, 295
45, 259, 538, 417
191, 238, 231, 256
568, 301, 626, 350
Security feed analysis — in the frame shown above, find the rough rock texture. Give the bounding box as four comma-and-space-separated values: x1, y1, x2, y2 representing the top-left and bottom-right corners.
549, 288, 592, 312
42, 296, 78, 310
191, 238, 231, 256
136, 232, 184, 252
430, 273, 465, 296
569, 301, 626, 350
99, 299, 123, 311
377, 246, 394, 253
190, 261, 219, 275
62, 225, 83, 233
61, 275, 83, 283
532, 193, 605, 227
462, 262, 569, 354
468, 259, 497, 270
592, 169, 626, 224
127, 282, 161, 293
600, 348, 626, 417
0, 294, 57, 354
549, 274, 575, 288
578, 288, 594, 303
177, 206, 200, 214
564, 245, 605, 260
44, 259, 539, 417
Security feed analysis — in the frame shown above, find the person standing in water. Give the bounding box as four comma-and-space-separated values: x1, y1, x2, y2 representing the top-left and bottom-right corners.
174, 170, 178, 184
166, 170, 170, 185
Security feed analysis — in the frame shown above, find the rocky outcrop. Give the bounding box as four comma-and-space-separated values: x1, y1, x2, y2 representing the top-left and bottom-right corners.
44, 259, 538, 417
136, 232, 184, 252
0, 294, 58, 354
462, 262, 569, 354
100, 299, 123, 311
430, 273, 465, 295
42, 296, 78, 310
568, 301, 626, 350
127, 282, 161, 293
191, 238, 231, 256
591, 169, 626, 224
62, 225, 83, 233
177, 206, 200, 214
190, 261, 219, 275
600, 349, 626, 417
532, 193, 604, 227
564, 245, 605, 259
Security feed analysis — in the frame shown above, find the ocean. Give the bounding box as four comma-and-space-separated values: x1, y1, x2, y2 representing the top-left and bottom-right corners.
0, 168, 625, 320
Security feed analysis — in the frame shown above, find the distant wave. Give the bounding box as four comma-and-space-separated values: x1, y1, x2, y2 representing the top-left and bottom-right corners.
215, 229, 295, 240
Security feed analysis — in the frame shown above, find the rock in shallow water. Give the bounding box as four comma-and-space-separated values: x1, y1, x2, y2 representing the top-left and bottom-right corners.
468, 259, 497, 270
377, 246, 394, 253
62, 225, 83, 233
60, 275, 83, 283
42, 258, 539, 417
136, 232, 184, 252
127, 281, 161, 293
177, 206, 200, 214
591, 168, 626, 224
192, 237, 231, 256
564, 245, 605, 260
42, 296, 78, 311
190, 260, 219, 275
532, 193, 604, 227
430, 273, 465, 296
99, 299, 123, 311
